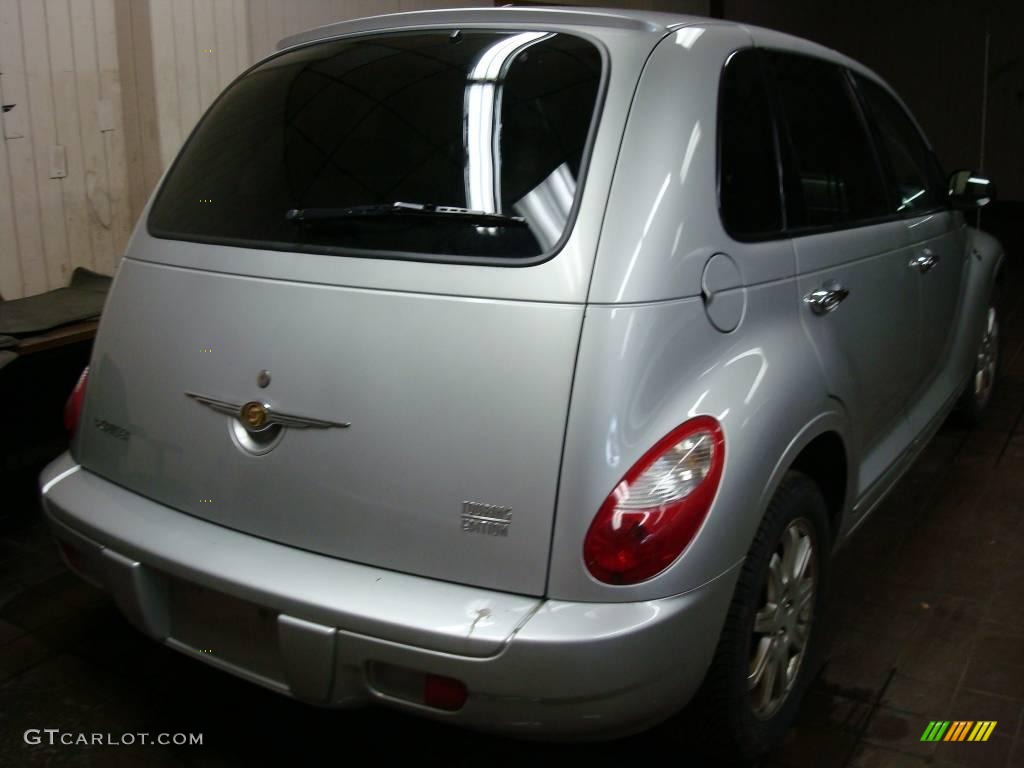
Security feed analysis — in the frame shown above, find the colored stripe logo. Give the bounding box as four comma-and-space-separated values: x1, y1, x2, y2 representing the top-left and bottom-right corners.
921, 721, 997, 742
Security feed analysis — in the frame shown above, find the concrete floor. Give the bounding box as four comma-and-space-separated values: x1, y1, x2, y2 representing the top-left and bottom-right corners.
2, 267, 1022, 767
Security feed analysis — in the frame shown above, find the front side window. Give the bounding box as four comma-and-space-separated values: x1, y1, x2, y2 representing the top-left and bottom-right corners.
149, 31, 604, 262
854, 75, 946, 214
767, 52, 888, 229
718, 48, 784, 238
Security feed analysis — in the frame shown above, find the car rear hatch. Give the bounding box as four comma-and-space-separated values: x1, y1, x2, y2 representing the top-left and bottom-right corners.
74, 27, 616, 596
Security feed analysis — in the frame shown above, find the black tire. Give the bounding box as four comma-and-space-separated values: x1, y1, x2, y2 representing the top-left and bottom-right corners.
683, 471, 831, 762
954, 295, 1000, 428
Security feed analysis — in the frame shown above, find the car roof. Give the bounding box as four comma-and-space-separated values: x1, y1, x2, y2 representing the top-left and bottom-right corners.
274, 6, 887, 94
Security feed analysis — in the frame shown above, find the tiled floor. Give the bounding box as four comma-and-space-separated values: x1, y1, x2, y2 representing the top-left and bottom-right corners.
2, 266, 1022, 767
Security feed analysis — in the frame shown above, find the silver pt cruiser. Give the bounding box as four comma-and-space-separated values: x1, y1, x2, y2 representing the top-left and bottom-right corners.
40, 6, 1004, 759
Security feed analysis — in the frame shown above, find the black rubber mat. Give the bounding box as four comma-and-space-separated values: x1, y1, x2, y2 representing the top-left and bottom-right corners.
0, 268, 111, 337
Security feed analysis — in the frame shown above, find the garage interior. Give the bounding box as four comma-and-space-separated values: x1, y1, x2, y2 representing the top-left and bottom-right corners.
1, 1, 1022, 766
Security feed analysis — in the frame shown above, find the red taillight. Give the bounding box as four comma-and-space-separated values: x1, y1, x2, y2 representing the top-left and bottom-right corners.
64, 366, 89, 435
423, 674, 468, 711
584, 415, 725, 585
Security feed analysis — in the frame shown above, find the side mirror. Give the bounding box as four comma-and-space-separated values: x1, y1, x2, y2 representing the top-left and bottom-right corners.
948, 169, 995, 210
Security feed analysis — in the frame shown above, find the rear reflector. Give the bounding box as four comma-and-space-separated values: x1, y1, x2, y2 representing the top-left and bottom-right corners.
423, 674, 468, 711
369, 663, 469, 712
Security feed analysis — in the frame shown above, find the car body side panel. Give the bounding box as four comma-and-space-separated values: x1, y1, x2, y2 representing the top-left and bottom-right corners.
918, 224, 1006, 415
551, 26, 844, 602
793, 223, 920, 500
905, 214, 971, 437
587, 24, 802, 303
549, 279, 840, 602
843, 224, 1003, 536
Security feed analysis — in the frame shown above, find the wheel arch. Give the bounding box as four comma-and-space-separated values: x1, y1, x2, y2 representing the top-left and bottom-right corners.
788, 431, 848, 538
757, 407, 854, 548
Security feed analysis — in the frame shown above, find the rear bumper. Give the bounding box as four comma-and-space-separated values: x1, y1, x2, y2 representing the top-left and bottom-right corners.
40, 453, 737, 739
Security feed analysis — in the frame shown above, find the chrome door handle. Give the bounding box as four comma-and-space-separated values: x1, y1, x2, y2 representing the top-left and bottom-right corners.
803, 283, 850, 315
909, 249, 939, 273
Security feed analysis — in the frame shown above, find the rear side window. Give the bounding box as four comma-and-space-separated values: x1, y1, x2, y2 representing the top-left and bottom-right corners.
148, 31, 604, 263
718, 49, 784, 238
767, 52, 888, 229
854, 75, 947, 215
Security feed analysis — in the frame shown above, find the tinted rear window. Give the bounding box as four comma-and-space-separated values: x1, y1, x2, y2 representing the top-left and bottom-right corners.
148, 31, 604, 263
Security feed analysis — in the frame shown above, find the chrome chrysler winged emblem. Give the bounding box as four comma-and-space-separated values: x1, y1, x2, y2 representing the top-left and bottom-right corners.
185, 392, 350, 432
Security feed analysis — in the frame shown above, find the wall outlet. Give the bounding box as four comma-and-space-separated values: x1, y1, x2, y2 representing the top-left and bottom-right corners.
97, 98, 115, 132
49, 144, 67, 179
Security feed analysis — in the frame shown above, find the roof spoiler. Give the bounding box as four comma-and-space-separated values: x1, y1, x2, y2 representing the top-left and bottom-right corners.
276, 7, 674, 51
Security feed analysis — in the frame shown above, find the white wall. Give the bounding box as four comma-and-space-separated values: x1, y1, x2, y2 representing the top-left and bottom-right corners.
141, 0, 250, 172
0, 0, 132, 300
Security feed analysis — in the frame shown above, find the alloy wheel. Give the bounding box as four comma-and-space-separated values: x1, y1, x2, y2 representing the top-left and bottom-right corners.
974, 305, 999, 407
748, 517, 817, 719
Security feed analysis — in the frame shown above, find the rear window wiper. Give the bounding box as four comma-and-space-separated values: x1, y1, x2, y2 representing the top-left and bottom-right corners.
285, 202, 526, 227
